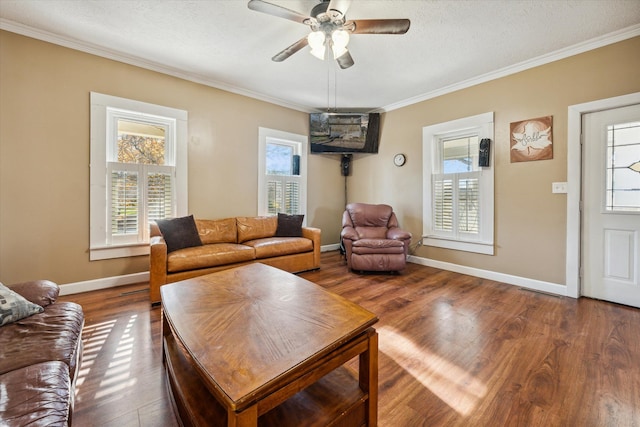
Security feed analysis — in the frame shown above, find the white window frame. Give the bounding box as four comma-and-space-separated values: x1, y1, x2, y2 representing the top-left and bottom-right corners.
90, 92, 188, 260
258, 127, 307, 221
423, 112, 494, 255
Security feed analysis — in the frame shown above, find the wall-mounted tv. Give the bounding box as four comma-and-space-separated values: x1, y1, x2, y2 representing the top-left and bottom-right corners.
310, 112, 380, 154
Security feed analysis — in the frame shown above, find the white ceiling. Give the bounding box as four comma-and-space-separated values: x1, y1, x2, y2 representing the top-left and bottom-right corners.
1, 0, 639, 112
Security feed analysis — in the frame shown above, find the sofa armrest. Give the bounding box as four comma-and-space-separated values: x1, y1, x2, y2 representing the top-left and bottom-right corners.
302, 226, 322, 269
8, 280, 59, 307
149, 235, 168, 304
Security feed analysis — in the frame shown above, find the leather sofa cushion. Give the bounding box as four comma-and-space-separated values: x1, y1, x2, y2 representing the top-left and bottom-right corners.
237, 216, 277, 243
196, 218, 237, 245
0, 302, 84, 379
0, 361, 71, 427
244, 237, 313, 259
167, 243, 256, 273
352, 238, 405, 255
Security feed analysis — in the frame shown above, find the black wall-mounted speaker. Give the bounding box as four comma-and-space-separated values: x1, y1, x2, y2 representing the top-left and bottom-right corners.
292, 155, 300, 175
341, 154, 352, 176
479, 138, 491, 167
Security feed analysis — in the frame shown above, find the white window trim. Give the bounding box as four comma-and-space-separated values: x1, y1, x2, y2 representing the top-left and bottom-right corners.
90, 92, 188, 260
422, 112, 494, 255
257, 127, 308, 221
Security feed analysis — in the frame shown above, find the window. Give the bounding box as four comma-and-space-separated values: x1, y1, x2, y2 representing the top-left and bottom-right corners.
258, 128, 307, 218
90, 93, 187, 260
423, 112, 494, 254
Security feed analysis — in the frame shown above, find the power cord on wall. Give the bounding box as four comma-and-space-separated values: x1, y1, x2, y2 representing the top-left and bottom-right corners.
408, 238, 423, 255
344, 173, 348, 208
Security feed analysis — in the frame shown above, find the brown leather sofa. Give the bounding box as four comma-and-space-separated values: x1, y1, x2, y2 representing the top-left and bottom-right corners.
341, 203, 412, 272
149, 216, 321, 304
0, 280, 84, 426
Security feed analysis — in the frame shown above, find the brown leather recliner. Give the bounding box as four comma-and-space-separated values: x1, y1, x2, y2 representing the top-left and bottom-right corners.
341, 203, 412, 272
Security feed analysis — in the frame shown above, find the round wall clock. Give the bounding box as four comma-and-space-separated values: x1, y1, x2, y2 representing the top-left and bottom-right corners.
393, 153, 406, 167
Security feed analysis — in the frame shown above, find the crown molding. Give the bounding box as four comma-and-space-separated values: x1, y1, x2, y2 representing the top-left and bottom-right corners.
2, 19, 638, 114
381, 24, 640, 112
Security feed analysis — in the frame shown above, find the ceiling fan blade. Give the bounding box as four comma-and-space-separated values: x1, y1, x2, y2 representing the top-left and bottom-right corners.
349, 19, 411, 35
272, 37, 309, 62
335, 51, 354, 69
326, 0, 351, 18
248, 0, 310, 24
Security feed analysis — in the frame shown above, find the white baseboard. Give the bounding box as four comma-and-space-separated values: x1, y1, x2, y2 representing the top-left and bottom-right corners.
59, 272, 149, 296
60, 253, 567, 297
407, 255, 569, 297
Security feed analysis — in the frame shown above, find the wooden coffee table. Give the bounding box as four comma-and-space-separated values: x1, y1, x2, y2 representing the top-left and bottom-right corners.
160, 263, 379, 427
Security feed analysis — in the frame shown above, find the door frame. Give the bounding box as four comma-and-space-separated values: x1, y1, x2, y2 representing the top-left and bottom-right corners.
566, 92, 640, 298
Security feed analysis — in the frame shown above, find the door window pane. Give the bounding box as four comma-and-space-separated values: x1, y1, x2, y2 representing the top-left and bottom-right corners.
606, 121, 640, 212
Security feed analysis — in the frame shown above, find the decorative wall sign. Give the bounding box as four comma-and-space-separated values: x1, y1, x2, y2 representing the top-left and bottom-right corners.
510, 116, 553, 163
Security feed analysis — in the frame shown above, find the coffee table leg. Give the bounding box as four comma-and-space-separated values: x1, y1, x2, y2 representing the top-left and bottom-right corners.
359, 329, 379, 427
227, 404, 258, 427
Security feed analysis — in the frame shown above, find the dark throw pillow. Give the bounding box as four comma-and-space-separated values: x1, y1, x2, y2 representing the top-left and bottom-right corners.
0, 283, 44, 326
156, 215, 203, 253
275, 213, 304, 237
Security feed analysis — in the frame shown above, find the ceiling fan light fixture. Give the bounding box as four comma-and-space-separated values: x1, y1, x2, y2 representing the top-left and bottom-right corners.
308, 30, 326, 59
331, 29, 349, 59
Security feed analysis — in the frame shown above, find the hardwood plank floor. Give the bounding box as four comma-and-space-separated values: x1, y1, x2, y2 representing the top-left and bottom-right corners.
60, 251, 640, 426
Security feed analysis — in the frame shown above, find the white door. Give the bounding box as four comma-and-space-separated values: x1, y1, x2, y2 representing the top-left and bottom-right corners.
582, 104, 640, 307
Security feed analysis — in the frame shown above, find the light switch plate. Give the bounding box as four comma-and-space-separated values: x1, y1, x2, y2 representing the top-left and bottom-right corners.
552, 182, 568, 193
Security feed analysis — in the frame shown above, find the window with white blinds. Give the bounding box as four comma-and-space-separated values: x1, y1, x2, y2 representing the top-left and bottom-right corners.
423, 112, 494, 255
90, 93, 187, 260
258, 128, 307, 219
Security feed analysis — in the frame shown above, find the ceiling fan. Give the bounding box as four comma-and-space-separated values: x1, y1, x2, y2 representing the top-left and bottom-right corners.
247, 0, 410, 69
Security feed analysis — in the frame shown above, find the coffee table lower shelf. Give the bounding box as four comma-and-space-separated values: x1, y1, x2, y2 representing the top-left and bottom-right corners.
164, 335, 368, 427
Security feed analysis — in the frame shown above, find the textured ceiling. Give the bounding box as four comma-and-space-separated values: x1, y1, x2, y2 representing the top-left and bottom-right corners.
1, 0, 639, 112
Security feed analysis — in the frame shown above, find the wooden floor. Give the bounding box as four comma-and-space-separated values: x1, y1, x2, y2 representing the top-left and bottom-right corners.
60, 251, 640, 427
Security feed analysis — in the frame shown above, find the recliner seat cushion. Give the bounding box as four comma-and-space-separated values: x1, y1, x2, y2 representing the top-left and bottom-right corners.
244, 237, 313, 259
167, 243, 256, 273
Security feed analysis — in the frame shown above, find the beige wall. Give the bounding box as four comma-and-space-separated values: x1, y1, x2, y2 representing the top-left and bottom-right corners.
1, 30, 639, 289
0, 30, 345, 286
349, 36, 640, 285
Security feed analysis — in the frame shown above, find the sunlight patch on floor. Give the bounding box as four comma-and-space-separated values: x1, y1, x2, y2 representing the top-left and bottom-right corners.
379, 325, 487, 416
76, 315, 139, 402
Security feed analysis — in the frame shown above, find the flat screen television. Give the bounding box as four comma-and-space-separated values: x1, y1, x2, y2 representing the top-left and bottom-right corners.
310, 112, 380, 154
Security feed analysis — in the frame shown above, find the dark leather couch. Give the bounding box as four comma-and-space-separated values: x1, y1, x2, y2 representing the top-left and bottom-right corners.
341, 203, 412, 272
0, 280, 84, 426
